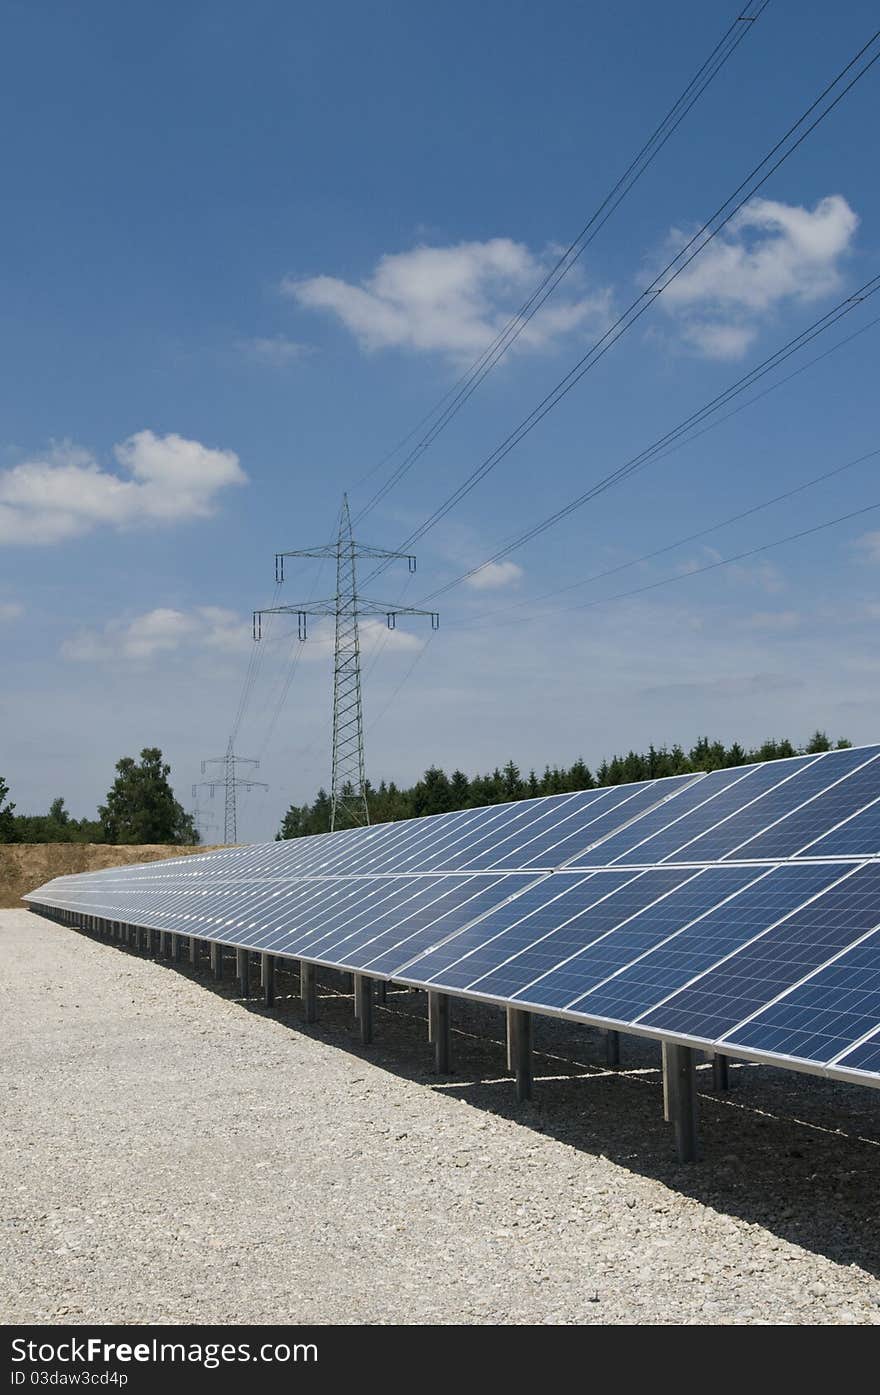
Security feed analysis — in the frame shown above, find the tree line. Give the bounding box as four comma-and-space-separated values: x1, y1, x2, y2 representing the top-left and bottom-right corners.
0, 748, 197, 845
278, 730, 853, 838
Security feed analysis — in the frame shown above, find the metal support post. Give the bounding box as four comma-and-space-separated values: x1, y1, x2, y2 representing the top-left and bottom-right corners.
664, 1043, 700, 1163
262, 954, 275, 1007
375, 980, 387, 1005
301, 960, 317, 1022
211, 942, 223, 980
429, 991, 451, 1074
354, 974, 373, 1044
189, 935, 198, 966
713, 1053, 730, 1091
606, 1029, 621, 1068
508, 1007, 533, 1102
236, 948, 250, 996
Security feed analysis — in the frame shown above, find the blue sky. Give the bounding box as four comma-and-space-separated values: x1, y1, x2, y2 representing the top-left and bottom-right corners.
2, 0, 879, 841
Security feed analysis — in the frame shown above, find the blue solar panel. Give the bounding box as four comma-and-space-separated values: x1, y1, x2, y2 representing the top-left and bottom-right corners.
568, 765, 750, 866
512, 777, 700, 869
460, 789, 616, 870
724, 931, 880, 1063
794, 795, 880, 859
344, 805, 495, 874
25, 746, 880, 1086
572, 869, 839, 1025
661, 747, 871, 862
450, 867, 696, 1008
511, 866, 759, 1013
429, 795, 583, 871
834, 1031, 880, 1074
402, 872, 627, 991
560, 864, 769, 1009
327, 876, 536, 976
723, 749, 880, 861
643, 862, 880, 1042
262, 876, 451, 957
599, 760, 803, 865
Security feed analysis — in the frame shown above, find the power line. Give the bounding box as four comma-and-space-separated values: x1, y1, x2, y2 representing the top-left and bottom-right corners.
349, 1, 769, 525
366, 632, 436, 737
418, 277, 880, 601
461, 443, 880, 626
461, 494, 880, 631
362, 29, 880, 586
229, 6, 770, 768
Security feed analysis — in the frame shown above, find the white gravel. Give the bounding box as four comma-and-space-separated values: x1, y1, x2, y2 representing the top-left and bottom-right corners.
3, 906, 880, 1325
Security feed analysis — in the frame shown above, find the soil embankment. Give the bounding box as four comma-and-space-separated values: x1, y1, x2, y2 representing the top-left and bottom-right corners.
0, 843, 220, 909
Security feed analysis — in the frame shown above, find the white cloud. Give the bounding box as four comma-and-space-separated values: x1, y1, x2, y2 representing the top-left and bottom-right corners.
464, 560, 524, 590
0, 431, 247, 546
0, 601, 22, 621
283, 238, 612, 360
677, 321, 757, 361
62, 606, 250, 663
659, 194, 858, 358
238, 335, 313, 365
61, 608, 425, 666
853, 531, 880, 563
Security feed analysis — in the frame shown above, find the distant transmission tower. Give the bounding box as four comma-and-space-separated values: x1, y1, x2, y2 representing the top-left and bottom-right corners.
192, 737, 268, 844
189, 802, 220, 845
254, 494, 438, 831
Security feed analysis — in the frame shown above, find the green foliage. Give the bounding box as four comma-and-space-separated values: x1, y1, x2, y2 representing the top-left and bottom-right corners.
0, 774, 16, 843
276, 729, 854, 839
99, 747, 197, 845
12, 795, 103, 843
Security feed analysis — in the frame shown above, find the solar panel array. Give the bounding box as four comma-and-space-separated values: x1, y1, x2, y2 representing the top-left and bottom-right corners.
25, 744, 880, 1087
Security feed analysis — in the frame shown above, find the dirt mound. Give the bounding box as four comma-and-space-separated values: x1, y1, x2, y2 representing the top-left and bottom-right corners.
0, 843, 223, 909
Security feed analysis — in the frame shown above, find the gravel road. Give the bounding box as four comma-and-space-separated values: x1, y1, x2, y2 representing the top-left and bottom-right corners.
3, 907, 880, 1324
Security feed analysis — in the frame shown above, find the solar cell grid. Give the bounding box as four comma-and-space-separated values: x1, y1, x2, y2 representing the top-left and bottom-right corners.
664, 748, 870, 863
600, 759, 806, 865
794, 794, 880, 859
461, 868, 696, 1007
350, 876, 538, 976
643, 862, 880, 1042
25, 745, 880, 1087
724, 933, 880, 1063
724, 749, 880, 861
561, 864, 768, 1018
426, 794, 580, 871
401, 872, 620, 991
514, 776, 700, 869
572, 764, 751, 866
460, 789, 613, 870
834, 1032, 880, 1074
277, 875, 477, 960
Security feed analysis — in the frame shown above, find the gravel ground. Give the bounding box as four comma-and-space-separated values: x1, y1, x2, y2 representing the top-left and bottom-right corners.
3, 907, 880, 1325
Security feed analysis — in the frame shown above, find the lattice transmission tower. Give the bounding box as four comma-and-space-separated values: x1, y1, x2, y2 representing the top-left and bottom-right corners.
254, 494, 439, 831
192, 737, 268, 844
189, 802, 220, 845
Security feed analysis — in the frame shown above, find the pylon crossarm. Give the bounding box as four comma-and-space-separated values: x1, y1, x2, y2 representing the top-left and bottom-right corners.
357, 599, 438, 619
276, 547, 336, 559
258, 600, 339, 615
275, 550, 340, 582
